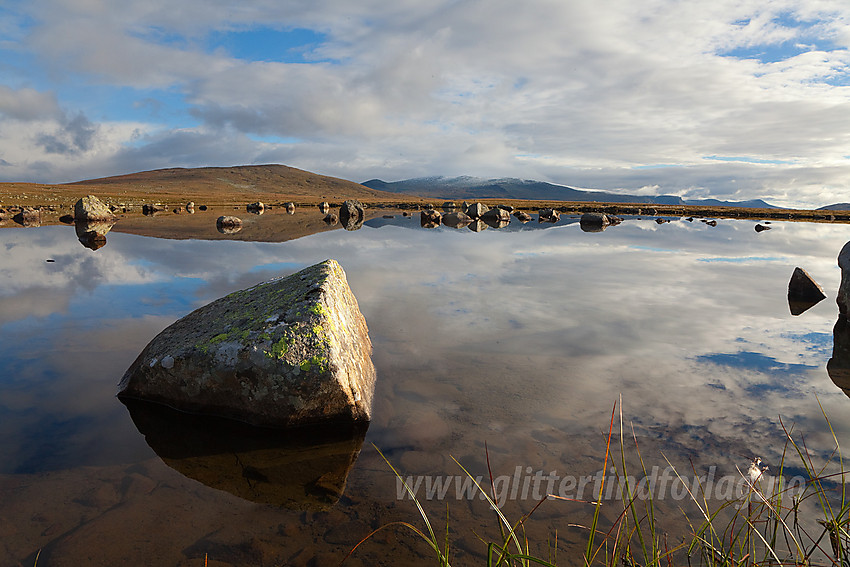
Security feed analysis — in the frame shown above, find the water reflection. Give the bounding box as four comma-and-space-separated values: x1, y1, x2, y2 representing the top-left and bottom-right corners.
75, 220, 115, 250
123, 399, 367, 510
2, 218, 850, 564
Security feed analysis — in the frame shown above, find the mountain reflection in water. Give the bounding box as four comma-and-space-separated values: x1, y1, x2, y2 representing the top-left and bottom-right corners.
2, 217, 850, 565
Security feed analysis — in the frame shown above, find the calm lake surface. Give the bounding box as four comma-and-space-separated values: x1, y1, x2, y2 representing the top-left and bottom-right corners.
1, 212, 849, 565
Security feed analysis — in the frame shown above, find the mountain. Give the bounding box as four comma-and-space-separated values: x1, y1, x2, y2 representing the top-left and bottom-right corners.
362, 176, 779, 208
684, 198, 777, 208
817, 203, 850, 211
68, 164, 402, 202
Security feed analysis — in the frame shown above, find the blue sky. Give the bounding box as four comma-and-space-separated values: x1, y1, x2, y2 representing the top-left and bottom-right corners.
1, 0, 850, 207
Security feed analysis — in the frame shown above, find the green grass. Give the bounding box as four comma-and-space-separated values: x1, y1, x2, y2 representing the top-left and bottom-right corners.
345, 398, 850, 566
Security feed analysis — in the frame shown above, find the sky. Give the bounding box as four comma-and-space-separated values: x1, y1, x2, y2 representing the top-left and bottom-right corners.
1, 0, 850, 208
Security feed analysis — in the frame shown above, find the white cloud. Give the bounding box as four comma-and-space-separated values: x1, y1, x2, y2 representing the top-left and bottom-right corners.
2, 0, 850, 207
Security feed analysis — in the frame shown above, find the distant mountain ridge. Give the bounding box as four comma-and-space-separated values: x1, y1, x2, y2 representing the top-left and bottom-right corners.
362, 176, 779, 208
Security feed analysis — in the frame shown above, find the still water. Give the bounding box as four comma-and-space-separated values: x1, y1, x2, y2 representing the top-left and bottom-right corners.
1, 213, 849, 565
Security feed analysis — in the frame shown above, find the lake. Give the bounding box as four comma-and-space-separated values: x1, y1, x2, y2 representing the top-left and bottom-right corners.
1, 210, 849, 566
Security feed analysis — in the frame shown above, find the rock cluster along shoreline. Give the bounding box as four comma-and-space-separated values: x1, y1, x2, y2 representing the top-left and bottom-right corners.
3, 196, 850, 226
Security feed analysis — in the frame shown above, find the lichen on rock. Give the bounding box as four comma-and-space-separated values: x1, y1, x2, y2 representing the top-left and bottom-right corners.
117, 259, 375, 427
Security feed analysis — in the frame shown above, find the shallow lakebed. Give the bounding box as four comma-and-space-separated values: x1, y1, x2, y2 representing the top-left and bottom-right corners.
1, 211, 849, 565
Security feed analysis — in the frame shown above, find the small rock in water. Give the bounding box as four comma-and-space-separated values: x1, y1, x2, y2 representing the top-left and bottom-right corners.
755, 223, 771, 232
441, 211, 472, 229
788, 266, 826, 316
216, 215, 243, 234
420, 209, 442, 228
339, 200, 365, 230
538, 208, 559, 223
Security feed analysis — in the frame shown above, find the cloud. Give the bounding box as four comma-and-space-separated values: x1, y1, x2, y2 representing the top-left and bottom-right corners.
2, 0, 850, 206
0, 85, 61, 121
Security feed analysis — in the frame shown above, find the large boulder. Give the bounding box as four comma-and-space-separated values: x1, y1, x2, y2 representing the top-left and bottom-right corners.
839, 242, 850, 317
74, 195, 116, 221
339, 200, 365, 230
117, 260, 376, 428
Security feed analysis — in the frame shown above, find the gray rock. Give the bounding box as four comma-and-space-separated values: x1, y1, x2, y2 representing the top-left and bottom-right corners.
74, 195, 116, 221
117, 260, 376, 428
441, 211, 473, 229
339, 200, 365, 230
323, 213, 339, 225
420, 209, 442, 228
464, 202, 489, 219
480, 207, 510, 222
481, 207, 511, 228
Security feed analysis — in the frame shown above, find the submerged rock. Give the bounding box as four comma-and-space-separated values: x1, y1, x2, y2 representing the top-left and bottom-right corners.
74, 195, 116, 221
117, 260, 376, 428
513, 211, 532, 223
788, 267, 826, 315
